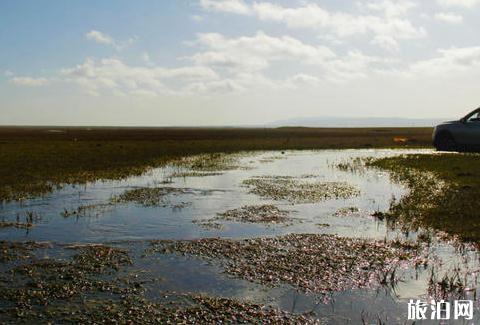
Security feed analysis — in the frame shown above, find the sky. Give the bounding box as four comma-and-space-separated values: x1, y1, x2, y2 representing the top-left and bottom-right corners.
1, 0, 480, 126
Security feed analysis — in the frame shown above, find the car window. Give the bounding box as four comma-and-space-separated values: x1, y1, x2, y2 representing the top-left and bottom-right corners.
467, 112, 480, 122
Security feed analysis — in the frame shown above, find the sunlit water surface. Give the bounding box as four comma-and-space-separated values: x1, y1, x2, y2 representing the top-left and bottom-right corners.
1, 149, 479, 324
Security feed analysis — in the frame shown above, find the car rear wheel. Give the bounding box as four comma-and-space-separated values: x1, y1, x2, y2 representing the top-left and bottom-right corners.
434, 132, 457, 151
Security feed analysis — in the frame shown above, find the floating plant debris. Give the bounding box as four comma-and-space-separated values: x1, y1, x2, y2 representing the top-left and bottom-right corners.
0, 245, 132, 310
0, 221, 33, 229
41, 294, 320, 324
112, 187, 185, 207
192, 219, 224, 230
195, 205, 294, 228
258, 155, 287, 164
170, 171, 223, 178
243, 176, 360, 203
334, 206, 360, 217
0, 241, 319, 324
149, 234, 421, 294
0, 241, 51, 262
217, 205, 292, 224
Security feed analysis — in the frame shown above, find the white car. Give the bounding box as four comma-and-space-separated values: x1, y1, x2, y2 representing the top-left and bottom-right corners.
433, 107, 480, 151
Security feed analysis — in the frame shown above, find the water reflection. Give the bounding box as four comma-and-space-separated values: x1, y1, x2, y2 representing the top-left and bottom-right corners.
1, 149, 479, 323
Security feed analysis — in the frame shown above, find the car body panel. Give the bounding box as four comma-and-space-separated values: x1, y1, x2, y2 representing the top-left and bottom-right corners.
433, 108, 480, 151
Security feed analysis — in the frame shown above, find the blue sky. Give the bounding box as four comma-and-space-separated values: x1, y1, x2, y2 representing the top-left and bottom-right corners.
1, 0, 480, 126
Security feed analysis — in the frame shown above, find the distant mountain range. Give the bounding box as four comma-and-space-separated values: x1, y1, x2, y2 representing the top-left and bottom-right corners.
269, 117, 451, 128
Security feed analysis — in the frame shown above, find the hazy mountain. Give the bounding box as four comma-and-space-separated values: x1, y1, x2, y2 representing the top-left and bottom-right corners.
269, 117, 450, 128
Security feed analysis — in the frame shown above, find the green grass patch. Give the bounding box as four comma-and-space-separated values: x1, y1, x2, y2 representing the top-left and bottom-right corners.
368, 153, 480, 243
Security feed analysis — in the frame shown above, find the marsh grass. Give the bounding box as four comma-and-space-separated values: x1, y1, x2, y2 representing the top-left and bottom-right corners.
427, 266, 474, 300
171, 152, 249, 172
0, 127, 432, 201
368, 154, 480, 243
60, 203, 114, 218
0, 211, 42, 230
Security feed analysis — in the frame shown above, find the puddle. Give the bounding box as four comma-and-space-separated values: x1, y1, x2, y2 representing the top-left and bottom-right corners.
1, 149, 480, 323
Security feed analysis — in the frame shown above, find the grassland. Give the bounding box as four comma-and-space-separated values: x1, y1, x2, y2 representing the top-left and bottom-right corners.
0, 126, 432, 201
369, 154, 480, 243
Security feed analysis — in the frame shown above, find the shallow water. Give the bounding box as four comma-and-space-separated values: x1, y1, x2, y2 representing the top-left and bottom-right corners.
1, 149, 479, 323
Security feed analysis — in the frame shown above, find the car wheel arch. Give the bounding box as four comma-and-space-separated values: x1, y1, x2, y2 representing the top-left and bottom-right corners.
434, 129, 458, 151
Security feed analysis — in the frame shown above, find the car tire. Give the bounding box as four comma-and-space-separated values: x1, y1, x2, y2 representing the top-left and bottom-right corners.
434, 132, 457, 151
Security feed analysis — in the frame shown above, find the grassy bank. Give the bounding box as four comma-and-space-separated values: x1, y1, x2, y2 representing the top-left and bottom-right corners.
0, 126, 432, 201
369, 153, 480, 243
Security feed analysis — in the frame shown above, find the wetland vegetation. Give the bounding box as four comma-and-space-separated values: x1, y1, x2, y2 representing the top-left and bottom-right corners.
243, 176, 360, 203
0, 126, 431, 201
112, 187, 187, 207
4, 126, 480, 323
0, 242, 319, 324
215, 204, 293, 224
368, 153, 480, 243
193, 205, 295, 229
148, 234, 421, 295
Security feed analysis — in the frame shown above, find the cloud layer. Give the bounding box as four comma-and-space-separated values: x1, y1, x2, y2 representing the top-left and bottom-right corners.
8, 0, 480, 100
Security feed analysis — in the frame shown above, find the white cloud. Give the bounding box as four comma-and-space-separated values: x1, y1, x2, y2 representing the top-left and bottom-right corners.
191, 14, 204, 22
86, 30, 115, 45
437, 0, 480, 8
434, 12, 463, 23
85, 30, 136, 51
191, 31, 336, 73
10, 76, 49, 87
198, 1, 426, 49
61, 58, 218, 96
371, 35, 399, 51
405, 46, 480, 76
199, 0, 250, 14
141, 52, 151, 63
189, 31, 393, 90
363, 0, 417, 18
184, 78, 245, 94
253, 2, 425, 40
284, 74, 321, 89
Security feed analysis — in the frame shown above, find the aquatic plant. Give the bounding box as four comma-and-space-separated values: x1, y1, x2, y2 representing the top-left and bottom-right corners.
334, 206, 360, 217
243, 176, 360, 203
112, 187, 185, 207
148, 234, 420, 295
0, 245, 132, 309
196, 205, 294, 227
60, 203, 114, 218
0, 241, 50, 262
47, 294, 321, 324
